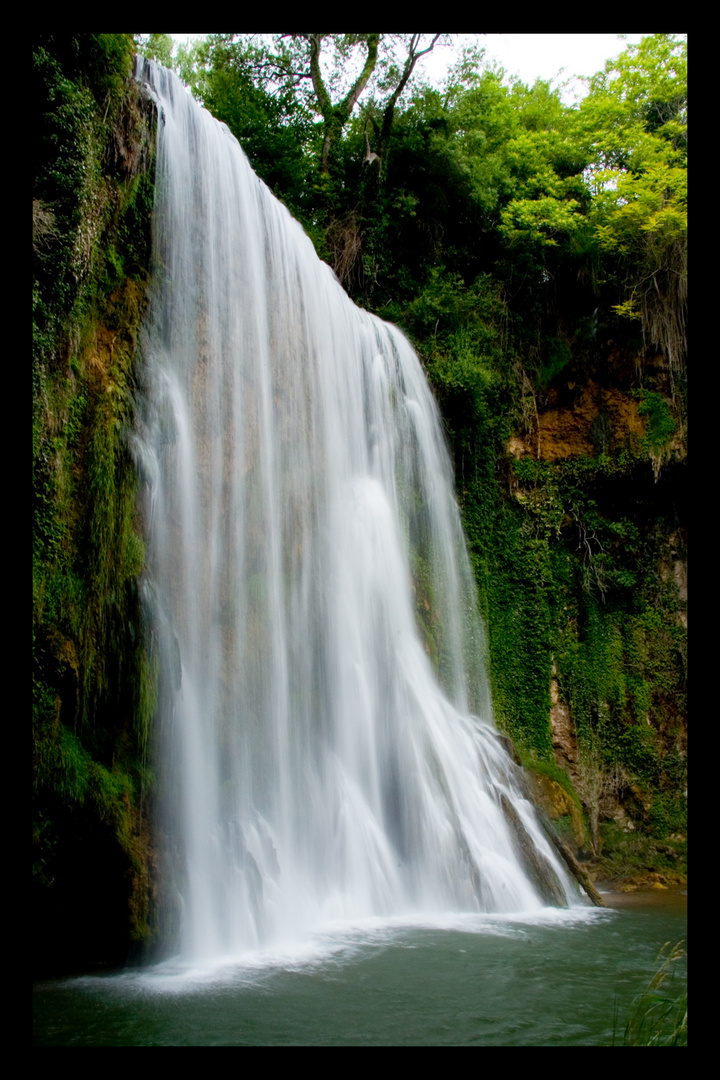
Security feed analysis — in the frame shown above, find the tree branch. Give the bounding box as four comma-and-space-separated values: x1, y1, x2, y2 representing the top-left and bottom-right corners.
380, 34, 442, 155
301, 33, 380, 174
340, 34, 380, 117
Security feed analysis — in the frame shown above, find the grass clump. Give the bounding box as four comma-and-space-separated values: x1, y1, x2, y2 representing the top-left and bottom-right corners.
616, 939, 687, 1046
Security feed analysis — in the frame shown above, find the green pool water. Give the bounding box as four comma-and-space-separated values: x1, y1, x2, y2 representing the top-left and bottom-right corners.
33, 890, 686, 1046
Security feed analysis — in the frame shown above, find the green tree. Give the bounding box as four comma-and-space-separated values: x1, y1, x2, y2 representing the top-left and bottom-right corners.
578, 35, 687, 380
297, 33, 380, 174
135, 33, 175, 70
182, 35, 446, 177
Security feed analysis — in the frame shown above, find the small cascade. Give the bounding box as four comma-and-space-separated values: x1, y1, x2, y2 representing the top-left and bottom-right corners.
135, 58, 577, 964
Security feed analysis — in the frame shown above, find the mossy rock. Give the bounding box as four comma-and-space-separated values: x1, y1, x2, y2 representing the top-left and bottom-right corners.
527, 769, 586, 848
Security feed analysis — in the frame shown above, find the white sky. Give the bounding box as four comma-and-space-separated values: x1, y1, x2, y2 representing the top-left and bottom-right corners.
423, 34, 656, 101
169, 33, 684, 104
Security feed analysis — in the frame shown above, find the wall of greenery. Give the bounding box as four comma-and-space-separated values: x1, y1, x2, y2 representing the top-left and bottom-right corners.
32, 33, 158, 973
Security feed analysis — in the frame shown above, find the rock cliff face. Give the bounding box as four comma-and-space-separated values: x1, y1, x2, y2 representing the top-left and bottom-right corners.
33, 36, 159, 974
496, 339, 687, 888
509, 343, 685, 465
509, 379, 646, 461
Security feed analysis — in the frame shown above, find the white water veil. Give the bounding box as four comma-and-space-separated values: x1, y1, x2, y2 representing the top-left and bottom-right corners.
134, 58, 577, 964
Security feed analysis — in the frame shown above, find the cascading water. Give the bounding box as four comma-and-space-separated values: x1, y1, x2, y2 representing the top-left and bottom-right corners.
135, 58, 577, 965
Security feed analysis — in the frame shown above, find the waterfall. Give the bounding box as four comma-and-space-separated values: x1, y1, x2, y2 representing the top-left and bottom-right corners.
135, 59, 576, 964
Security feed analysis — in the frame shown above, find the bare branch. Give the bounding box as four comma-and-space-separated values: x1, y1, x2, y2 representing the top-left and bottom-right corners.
380, 34, 442, 155
340, 34, 380, 116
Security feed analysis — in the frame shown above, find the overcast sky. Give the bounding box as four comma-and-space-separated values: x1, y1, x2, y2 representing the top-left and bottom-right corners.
423, 34, 658, 101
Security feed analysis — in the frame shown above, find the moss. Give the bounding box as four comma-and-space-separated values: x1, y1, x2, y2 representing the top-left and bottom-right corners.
537, 335, 572, 390
593, 821, 687, 883
418, 271, 686, 868
409, 549, 441, 674
524, 758, 588, 847
32, 34, 158, 974
635, 389, 677, 478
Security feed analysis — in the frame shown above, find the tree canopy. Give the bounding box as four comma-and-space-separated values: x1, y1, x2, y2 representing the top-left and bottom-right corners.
134, 33, 686, 385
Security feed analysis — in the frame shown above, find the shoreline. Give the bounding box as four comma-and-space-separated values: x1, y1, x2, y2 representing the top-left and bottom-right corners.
595, 882, 687, 913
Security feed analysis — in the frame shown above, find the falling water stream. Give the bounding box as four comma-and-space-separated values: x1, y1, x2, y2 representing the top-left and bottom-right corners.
131, 57, 579, 970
